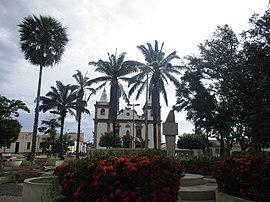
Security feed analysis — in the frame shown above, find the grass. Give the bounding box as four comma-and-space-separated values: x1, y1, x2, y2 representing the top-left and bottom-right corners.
0, 170, 12, 177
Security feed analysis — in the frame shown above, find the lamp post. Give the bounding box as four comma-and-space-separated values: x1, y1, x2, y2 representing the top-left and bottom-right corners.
128, 103, 140, 148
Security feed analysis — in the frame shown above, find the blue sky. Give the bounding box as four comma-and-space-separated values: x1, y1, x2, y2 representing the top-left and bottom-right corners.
0, 0, 268, 142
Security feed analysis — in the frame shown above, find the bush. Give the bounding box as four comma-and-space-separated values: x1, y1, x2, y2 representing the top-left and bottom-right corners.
177, 133, 206, 149
213, 152, 270, 201
181, 157, 218, 176
54, 150, 182, 202
99, 131, 122, 148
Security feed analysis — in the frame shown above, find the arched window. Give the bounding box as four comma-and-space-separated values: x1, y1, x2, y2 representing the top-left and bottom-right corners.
100, 108, 105, 115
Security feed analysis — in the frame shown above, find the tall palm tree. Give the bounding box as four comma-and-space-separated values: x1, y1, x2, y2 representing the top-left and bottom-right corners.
89, 52, 141, 147
129, 40, 181, 148
39, 81, 77, 160
18, 15, 68, 163
72, 70, 95, 158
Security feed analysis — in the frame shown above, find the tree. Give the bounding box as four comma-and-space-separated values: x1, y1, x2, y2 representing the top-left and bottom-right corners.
72, 70, 95, 158
179, 25, 240, 156
177, 133, 206, 150
39, 81, 77, 160
0, 95, 30, 148
129, 40, 181, 148
99, 132, 122, 148
18, 15, 68, 163
89, 51, 140, 147
175, 13, 270, 155
174, 69, 216, 155
38, 118, 60, 156
240, 10, 270, 150
55, 133, 75, 155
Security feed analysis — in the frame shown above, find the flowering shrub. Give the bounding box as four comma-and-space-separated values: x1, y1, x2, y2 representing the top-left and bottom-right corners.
181, 157, 218, 176
54, 150, 182, 202
213, 152, 270, 201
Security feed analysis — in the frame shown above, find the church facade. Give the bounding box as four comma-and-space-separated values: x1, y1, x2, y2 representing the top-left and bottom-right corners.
93, 89, 161, 149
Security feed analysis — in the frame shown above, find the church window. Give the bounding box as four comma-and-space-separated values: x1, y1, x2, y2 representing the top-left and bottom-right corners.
100, 108, 105, 115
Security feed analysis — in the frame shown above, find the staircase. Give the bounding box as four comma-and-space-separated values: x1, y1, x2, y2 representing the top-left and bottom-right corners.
179, 174, 216, 202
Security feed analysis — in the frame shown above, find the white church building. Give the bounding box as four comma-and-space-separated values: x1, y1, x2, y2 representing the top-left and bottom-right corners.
93, 89, 161, 149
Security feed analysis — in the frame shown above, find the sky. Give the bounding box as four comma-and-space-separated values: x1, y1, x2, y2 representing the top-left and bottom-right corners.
0, 0, 269, 143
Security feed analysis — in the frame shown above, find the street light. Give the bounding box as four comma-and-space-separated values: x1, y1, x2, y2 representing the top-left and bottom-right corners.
127, 103, 140, 148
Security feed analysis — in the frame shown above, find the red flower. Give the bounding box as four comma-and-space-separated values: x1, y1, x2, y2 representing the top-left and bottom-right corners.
115, 189, 121, 196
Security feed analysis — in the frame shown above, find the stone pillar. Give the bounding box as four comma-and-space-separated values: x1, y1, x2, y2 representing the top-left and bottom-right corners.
163, 110, 178, 156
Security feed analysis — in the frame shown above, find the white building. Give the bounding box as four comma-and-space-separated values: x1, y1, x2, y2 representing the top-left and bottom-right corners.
0, 132, 44, 154
67, 132, 88, 153
0, 132, 88, 154
93, 89, 161, 149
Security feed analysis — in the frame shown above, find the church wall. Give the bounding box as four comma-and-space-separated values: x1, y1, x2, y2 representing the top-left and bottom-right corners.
96, 122, 109, 149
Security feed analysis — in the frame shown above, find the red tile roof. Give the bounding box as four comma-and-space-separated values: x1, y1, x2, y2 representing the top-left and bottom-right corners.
19, 132, 32, 137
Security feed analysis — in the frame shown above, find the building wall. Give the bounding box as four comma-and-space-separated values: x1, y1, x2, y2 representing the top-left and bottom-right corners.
1, 132, 88, 154
0, 134, 44, 154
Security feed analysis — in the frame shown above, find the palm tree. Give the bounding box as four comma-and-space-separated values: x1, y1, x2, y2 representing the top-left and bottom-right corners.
72, 70, 95, 158
38, 118, 61, 156
18, 15, 68, 163
129, 40, 181, 148
89, 52, 141, 147
39, 81, 77, 160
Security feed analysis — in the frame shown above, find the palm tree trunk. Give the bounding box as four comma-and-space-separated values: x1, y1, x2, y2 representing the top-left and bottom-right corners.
153, 121, 157, 149
30, 65, 43, 165
206, 128, 209, 156
76, 111, 82, 159
220, 131, 224, 157
113, 121, 116, 148
59, 115, 65, 160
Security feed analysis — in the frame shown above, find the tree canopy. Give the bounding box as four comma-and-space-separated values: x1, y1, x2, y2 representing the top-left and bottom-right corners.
99, 132, 122, 148
89, 52, 140, 147
129, 40, 181, 148
174, 9, 270, 155
177, 133, 206, 150
0, 95, 30, 147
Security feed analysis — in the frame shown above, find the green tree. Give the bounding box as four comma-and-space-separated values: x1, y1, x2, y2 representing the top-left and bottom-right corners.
72, 70, 95, 158
241, 10, 270, 150
178, 25, 240, 156
99, 132, 122, 148
174, 69, 216, 155
177, 133, 206, 150
38, 118, 60, 156
55, 133, 75, 155
0, 95, 30, 148
89, 52, 140, 147
39, 81, 77, 160
18, 15, 68, 163
129, 40, 181, 148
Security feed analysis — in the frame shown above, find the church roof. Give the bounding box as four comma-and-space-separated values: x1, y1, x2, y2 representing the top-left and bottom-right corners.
99, 89, 108, 103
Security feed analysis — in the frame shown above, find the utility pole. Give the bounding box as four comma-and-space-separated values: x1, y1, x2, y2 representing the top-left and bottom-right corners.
128, 103, 140, 148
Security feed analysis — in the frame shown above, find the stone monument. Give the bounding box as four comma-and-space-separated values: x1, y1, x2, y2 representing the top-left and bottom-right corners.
163, 110, 178, 156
